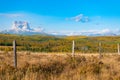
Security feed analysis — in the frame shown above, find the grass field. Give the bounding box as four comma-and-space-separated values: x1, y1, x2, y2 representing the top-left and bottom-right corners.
0, 52, 120, 80
0, 34, 120, 53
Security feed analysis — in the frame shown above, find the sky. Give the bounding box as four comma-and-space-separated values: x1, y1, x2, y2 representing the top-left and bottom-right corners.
0, 0, 120, 34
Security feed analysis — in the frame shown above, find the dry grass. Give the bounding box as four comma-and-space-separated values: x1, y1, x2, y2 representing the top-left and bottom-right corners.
0, 52, 120, 80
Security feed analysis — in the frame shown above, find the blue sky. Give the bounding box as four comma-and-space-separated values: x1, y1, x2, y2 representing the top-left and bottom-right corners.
0, 0, 120, 33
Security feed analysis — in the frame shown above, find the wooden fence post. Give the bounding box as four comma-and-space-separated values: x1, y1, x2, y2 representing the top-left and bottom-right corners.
72, 40, 75, 57
99, 42, 102, 58
13, 40, 17, 68
118, 43, 120, 54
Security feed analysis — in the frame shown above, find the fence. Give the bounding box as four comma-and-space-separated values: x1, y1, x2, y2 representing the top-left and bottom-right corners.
0, 40, 120, 68
0, 41, 120, 53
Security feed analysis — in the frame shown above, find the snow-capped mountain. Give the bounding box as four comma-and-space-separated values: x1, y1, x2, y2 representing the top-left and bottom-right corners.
1, 21, 46, 35
11, 21, 32, 32
49, 29, 120, 36
1, 21, 120, 36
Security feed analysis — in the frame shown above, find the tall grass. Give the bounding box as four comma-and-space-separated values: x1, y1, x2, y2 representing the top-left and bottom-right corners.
0, 53, 120, 80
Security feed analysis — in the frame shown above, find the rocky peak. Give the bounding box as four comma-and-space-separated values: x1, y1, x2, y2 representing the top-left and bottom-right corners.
12, 21, 31, 31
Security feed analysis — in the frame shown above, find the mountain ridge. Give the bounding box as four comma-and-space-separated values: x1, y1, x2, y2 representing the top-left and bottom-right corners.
0, 21, 120, 36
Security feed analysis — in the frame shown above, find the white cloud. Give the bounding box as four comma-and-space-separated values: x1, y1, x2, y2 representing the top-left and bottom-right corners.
67, 14, 90, 23
0, 13, 24, 18
34, 27, 44, 32
71, 14, 83, 22
100, 29, 111, 33
80, 29, 112, 34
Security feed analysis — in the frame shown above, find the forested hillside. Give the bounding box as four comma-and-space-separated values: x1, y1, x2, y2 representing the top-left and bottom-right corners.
0, 34, 120, 53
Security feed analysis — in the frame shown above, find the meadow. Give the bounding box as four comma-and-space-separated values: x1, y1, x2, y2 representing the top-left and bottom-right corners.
1, 34, 120, 80
0, 34, 120, 53
0, 52, 120, 80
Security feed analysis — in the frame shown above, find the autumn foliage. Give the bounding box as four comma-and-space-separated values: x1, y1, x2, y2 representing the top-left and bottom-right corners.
0, 34, 120, 53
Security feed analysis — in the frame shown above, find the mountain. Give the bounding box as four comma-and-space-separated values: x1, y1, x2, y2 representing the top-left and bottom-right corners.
11, 21, 32, 32
49, 29, 119, 36
1, 21, 47, 35
1, 21, 120, 36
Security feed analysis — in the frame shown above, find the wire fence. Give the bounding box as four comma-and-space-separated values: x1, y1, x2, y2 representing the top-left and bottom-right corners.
0, 40, 120, 54
0, 40, 120, 68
